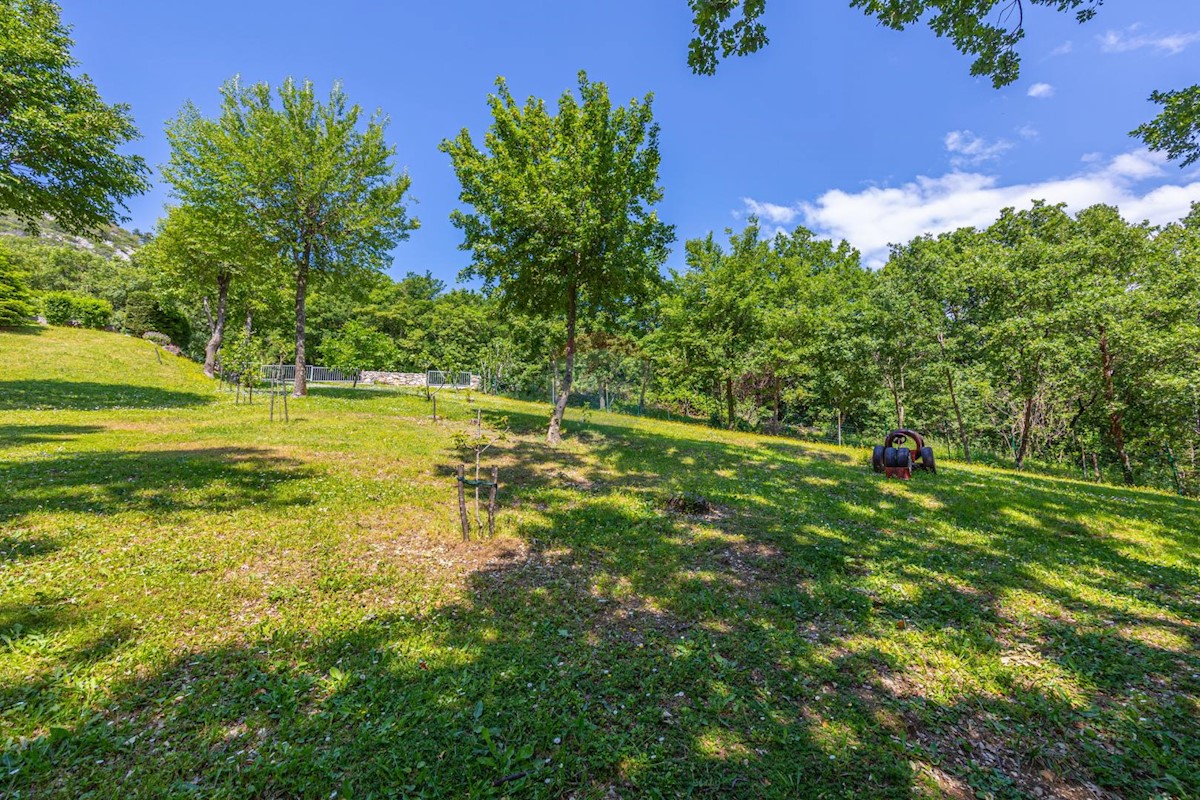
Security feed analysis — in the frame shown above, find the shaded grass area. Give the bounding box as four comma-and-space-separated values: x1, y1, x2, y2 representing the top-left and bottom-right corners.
1, 327, 1198, 798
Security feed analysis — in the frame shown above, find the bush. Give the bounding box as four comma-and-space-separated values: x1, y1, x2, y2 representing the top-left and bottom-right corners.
41, 291, 112, 328
0, 252, 36, 326
143, 330, 171, 347
42, 291, 77, 325
123, 291, 191, 349
75, 295, 113, 328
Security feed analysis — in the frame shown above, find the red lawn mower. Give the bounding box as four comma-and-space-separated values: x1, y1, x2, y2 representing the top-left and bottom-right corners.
872, 429, 936, 479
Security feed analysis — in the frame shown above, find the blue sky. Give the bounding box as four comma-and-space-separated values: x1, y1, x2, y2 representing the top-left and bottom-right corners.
65, 1, 1200, 276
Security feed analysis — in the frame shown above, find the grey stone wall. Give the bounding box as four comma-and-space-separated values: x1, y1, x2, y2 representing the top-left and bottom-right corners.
359, 371, 481, 390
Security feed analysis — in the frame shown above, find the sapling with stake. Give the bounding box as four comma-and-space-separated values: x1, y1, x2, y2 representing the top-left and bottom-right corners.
451, 409, 508, 537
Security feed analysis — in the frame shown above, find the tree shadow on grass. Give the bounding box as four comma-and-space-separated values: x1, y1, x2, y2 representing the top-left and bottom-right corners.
6, 481, 1195, 798
0, 423, 105, 449
0, 380, 213, 411
2, 414, 1197, 797
0, 446, 313, 523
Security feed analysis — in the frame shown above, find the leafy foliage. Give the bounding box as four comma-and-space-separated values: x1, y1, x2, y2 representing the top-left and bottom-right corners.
0, 0, 149, 232
122, 290, 190, 348
317, 320, 400, 381
40, 291, 111, 328
164, 77, 418, 395
688, 0, 1101, 86
0, 248, 34, 326
441, 72, 673, 442
1132, 85, 1200, 167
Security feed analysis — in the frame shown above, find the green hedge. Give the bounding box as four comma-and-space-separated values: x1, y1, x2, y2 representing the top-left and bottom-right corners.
41, 292, 113, 329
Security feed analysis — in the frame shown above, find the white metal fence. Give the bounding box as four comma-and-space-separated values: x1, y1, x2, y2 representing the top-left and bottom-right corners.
260, 365, 354, 383
427, 370, 474, 389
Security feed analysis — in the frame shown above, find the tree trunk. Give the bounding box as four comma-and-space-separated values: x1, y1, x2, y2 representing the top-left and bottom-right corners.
293, 249, 310, 397
1099, 328, 1134, 485
773, 374, 781, 434
725, 376, 735, 429
889, 384, 904, 429
836, 408, 843, 446
203, 272, 231, 378
547, 284, 577, 444
598, 380, 606, 411
638, 359, 648, 416
1015, 393, 1036, 470
937, 334, 970, 462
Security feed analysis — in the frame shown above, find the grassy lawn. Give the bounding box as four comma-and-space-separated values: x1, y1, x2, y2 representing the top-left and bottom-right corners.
1, 326, 1198, 799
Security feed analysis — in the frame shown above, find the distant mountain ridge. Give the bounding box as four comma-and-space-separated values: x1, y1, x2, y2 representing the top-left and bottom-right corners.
0, 212, 148, 261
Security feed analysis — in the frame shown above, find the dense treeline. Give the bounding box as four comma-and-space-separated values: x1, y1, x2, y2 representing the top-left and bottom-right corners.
5, 198, 1198, 492
2, 3, 1197, 491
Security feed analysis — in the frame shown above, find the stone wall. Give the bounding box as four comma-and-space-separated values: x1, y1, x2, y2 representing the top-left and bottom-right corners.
359, 371, 481, 390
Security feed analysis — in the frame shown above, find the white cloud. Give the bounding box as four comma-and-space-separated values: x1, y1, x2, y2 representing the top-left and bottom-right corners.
1099, 25, 1200, 54
944, 130, 1013, 167
1017, 125, 1039, 140
1027, 83, 1055, 99
740, 150, 1198, 268
1050, 41, 1073, 56
1107, 150, 1167, 180
741, 198, 799, 226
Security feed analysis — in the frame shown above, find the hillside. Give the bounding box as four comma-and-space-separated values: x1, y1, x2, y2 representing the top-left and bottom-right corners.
1, 326, 1197, 799
0, 212, 146, 262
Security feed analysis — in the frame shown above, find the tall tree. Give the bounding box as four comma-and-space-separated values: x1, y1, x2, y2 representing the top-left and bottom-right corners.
0, 0, 149, 232
140, 205, 275, 376
164, 78, 418, 396
442, 72, 674, 444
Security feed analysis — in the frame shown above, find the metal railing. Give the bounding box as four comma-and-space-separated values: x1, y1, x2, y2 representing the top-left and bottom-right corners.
260, 364, 354, 383
427, 370, 474, 389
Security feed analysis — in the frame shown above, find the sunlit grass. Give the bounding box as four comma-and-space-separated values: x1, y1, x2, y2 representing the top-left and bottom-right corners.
1, 326, 1198, 798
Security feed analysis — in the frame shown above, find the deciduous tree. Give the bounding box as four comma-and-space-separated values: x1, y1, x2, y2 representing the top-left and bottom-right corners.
0, 0, 149, 232
442, 73, 673, 443
164, 78, 418, 396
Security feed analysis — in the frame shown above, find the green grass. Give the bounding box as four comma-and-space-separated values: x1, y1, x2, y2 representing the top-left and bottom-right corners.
2, 326, 1198, 799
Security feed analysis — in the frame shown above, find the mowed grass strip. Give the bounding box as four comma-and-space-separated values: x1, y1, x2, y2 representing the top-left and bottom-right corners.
1, 327, 1198, 799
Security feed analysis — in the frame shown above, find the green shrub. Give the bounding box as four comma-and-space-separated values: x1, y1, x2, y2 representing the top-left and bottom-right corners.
41, 291, 113, 328
123, 290, 191, 349
75, 295, 113, 328
42, 291, 78, 325
143, 330, 171, 347
0, 251, 35, 326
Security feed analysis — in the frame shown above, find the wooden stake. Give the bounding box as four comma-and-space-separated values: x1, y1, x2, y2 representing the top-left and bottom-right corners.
487, 467, 498, 538
457, 464, 469, 541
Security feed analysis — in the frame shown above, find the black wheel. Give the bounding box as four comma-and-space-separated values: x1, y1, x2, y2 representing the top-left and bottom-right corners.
872, 446, 885, 473
919, 446, 936, 473
883, 446, 899, 468
896, 447, 911, 468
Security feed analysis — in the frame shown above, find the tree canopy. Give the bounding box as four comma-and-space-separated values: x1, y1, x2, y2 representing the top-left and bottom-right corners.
687, 1, 1198, 165
0, 0, 149, 232
163, 77, 419, 394
441, 72, 674, 443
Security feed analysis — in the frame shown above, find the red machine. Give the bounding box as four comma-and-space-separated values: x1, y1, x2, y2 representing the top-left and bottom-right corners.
872, 429, 936, 479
